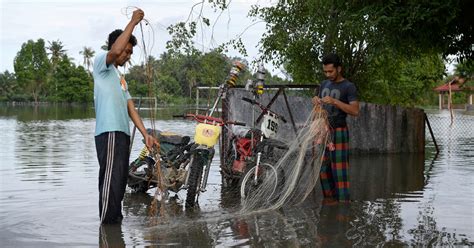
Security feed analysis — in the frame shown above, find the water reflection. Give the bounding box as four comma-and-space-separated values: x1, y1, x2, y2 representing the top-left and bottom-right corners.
99, 224, 125, 248
121, 191, 217, 246
0, 103, 196, 121
229, 211, 301, 247
351, 153, 425, 201
0, 104, 95, 121
318, 203, 356, 247
142, 207, 215, 246
345, 199, 473, 247
13, 119, 96, 186
345, 200, 403, 246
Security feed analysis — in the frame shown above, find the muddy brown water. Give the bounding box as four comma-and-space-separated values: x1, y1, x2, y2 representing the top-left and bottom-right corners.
0, 105, 472, 247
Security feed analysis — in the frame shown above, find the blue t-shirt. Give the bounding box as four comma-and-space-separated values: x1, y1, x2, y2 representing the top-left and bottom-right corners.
93, 52, 132, 136
319, 79, 357, 128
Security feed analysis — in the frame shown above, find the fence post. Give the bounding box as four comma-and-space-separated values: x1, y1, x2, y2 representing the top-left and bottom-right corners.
424, 113, 439, 154
196, 88, 200, 115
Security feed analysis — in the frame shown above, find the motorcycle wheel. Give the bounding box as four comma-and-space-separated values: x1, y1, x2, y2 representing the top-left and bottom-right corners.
239, 162, 279, 201
185, 151, 206, 207
128, 159, 152, 193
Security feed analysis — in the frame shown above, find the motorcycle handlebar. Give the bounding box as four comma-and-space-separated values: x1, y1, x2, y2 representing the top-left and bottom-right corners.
173, 113, 227, 125
174, 113, 247, 126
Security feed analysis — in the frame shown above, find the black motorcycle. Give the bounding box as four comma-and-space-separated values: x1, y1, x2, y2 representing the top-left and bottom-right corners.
128, 129, 193, 196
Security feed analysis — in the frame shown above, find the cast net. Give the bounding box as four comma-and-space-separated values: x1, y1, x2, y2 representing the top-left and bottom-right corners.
240, 101, 330, 213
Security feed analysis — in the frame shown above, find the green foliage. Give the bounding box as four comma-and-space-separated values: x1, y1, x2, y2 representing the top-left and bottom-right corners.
208, 0, 228, 10
47, 40, 67, 71
0, 71, 18, 101
161, 0, 470, 106
266, 69, 290, 85
200, 51, 229, 86
126, 51, 248, 101
451, 60, 474, 105
14, 39, 51, 103
455, 60, 474, 79
3, 37, 292, 105
166, 22, 198, 55
49, 57, 93, 103
249, 1, 385, 85
248, 0, 461, 106
126, 57, 153, 97
363, 0, 473, 62
11, 39, 93, 103
363, 53, 445, 106
216, 37, 248, 57
157, 74, 181, 96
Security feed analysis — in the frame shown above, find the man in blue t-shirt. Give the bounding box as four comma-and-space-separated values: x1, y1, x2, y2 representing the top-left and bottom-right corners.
313, 53, 359, 203
93, 8, 157, 224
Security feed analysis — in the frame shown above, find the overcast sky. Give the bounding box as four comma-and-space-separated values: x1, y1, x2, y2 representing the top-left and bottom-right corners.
0, 0, 284, 76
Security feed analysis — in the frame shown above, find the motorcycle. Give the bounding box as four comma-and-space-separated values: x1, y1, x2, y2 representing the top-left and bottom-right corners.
238, 97, 288, 199
221, 96, 288, 199
128, 129, 193, 194
128, 61, 246, 207
172, 113, 245, 206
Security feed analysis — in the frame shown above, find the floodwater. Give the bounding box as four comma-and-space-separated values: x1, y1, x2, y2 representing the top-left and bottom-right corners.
0, 105, 472, 247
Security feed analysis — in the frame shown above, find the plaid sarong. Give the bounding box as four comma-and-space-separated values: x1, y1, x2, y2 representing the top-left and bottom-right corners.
320, 126, 350, 201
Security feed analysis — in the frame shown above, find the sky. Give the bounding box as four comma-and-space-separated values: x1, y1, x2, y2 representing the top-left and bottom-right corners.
0, 0, 284, 76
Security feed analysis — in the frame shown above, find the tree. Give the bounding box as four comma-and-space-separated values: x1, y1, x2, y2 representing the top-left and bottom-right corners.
0, 71, 17, 101
452, 60, 474, 105
47, 40, 67, 70
362, 52, 445, 106
252, 0, 473, 64
361, 0, 473, 62
161, 0, 469, 106
46, 40, 68, 101
155, 51, 199, 98
51, 56, 93, 103
245, 0, 461, 105
455, 60, 474, 79
126, 56, 157, 97
199, 51, 229, 86
247, 1, 383, 87
14, 39, 51, 104
123, 48, 284, 104
79, 46, 95, 72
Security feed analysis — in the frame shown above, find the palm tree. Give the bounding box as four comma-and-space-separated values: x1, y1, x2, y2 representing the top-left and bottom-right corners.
79, 47, 95, 72
47, 40, 66, 70
47, 40, 66, 102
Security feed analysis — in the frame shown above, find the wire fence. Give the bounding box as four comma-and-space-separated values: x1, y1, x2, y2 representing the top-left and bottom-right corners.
425, 111, 474, 153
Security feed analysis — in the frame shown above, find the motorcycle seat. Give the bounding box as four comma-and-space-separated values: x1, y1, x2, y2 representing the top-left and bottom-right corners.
146, 129, 191, 145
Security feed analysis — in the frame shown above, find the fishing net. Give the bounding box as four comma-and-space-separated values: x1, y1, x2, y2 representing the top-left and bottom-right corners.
240, 101, 330, 213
